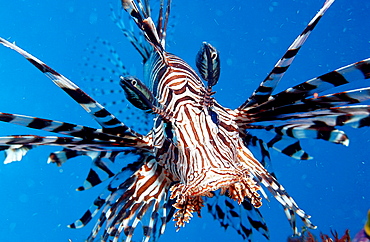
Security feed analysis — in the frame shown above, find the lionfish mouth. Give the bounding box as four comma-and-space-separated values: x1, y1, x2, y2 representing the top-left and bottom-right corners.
169, 167, 263, 229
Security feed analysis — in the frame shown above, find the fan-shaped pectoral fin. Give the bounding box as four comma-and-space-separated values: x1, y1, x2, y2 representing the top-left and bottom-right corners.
70, 155, 173, 242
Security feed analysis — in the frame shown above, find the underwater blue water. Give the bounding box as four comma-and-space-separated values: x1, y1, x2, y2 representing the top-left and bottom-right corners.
0, 0, 369, 241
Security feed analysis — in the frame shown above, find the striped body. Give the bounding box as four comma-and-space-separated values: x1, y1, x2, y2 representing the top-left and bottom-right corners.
0, 0, 369, 241
146, 50, 271, 225
150, 53, 239, 183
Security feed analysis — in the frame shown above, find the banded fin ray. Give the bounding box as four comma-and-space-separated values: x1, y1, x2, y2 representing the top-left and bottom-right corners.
246, 120, 348, 144
236, 107, 370, 158
121, 0, 164, 53
205, 191, 269, 241
266, 136, 312, 160
241, 129, 313, 160
0, 144, 33, 164
248, 104, 370, 127
0, 112, 141, 146
70, 156, 173, 242
111, 8, 152, 61
0, 37, 142, 140
47, 148, 83, 166
240, 119, 350, 160
240, 104, 370, 160
68, 159, 145, 230
249, 91, 370, 123
246, 58, 370, 115
235, 58, 370, 159
269, 123, 348, 146
239, 0, 335, 108
112, 0, 172, 62
0, 134, 120, 165
75, 150, 120, 191
242, 134, 271, 168
256, 172, 316, 235
0, 135, 127, 151
242, 119, 350, 147
155, 0, 171, 47
254, 105, 370, 130
48, 149, 130, 191
304, 87, 370, 106
0, 112, 150, 166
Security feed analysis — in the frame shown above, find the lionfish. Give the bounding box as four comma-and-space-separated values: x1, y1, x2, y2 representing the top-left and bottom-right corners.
0, 0, 369, 241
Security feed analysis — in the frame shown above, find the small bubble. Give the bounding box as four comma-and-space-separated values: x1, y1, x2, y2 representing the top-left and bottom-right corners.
305, 182, 313, 188
226, 58, 233, 66
27, 179, 35, 187
89, 12, 98, 25
19, 194, 28, 203
9, 222, 16, 231
215, 9, 223, 17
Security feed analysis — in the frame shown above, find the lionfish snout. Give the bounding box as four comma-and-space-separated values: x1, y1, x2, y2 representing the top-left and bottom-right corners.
168, 164, 263, 229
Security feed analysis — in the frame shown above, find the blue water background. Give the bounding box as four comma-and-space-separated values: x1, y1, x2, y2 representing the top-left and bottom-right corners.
0, 0, 369, 241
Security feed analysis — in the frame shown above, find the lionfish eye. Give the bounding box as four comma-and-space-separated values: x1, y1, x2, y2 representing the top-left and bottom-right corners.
119, 76, 154, 111
210, 52, 217, 60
